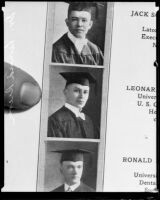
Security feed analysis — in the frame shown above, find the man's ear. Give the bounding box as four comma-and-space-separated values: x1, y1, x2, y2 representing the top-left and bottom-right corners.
60, 164, 63, 174
89, 20, 93, 30
63, 88, 67, 95
65, 18, 69, 27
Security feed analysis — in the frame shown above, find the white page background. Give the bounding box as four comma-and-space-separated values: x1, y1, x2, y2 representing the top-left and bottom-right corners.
3, 2, 47, 191
103, 2, 157, 192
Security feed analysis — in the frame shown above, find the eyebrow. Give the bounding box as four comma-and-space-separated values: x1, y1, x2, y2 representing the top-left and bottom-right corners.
74, 87, 89, 90
71, 17, 88, 19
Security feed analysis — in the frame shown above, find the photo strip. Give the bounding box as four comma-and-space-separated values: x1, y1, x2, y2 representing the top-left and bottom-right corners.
36, 1, 111, 192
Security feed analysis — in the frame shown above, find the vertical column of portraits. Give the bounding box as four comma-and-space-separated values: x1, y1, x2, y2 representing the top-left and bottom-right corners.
37, 2, 110, 192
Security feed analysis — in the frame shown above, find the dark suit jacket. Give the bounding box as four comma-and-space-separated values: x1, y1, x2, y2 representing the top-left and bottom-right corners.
51, 182, 95, 192
51, 33, 103, 65
48, 106, 97, 138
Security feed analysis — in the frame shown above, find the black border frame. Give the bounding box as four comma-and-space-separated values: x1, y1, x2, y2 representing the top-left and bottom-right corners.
2, 1, 159, 199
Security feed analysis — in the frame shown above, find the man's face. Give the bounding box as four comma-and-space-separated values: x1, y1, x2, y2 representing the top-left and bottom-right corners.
60, 161, 83, 185
65, 10, 93, 39
64, 83, 90, 109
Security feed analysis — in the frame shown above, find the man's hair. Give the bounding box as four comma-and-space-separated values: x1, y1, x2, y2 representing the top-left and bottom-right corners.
68, 2, 92, 18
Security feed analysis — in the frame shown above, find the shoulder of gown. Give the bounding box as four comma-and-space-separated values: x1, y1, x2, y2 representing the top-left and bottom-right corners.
75, 182, 95, 192
87, 40, 102, 54
50, 184, 64, 192
52, 33, 73, 53
48, 106, 75, 122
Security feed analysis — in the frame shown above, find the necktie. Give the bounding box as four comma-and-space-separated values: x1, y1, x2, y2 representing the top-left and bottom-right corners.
66, 186, 72, 192
77, 111, 85, 120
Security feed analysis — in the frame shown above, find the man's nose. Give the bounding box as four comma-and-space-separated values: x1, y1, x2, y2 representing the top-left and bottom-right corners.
72, 167, 78, 174
77, 19, 83, 26
79, 91, 84, 98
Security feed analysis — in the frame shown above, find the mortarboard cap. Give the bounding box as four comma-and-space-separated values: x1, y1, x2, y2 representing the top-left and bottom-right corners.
60, 72, 96, 87
66, 2, 104, 20
53, 149, 91, 163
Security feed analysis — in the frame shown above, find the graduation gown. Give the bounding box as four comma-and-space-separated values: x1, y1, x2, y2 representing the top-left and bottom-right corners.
47, 106, 97, 138
51, 182, 95, 192
51, 33, 103, 65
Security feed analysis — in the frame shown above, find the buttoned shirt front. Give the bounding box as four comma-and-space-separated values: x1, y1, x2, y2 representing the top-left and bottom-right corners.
65, 103, 85, 120
64, 181, 81, 192
67, 31, 88, 54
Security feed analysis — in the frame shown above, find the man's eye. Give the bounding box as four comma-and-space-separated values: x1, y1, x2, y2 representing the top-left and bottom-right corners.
74, 89, 80, 92
67, 166, 73, 170
84, 90, 89, 94
72, 18, 78, 21
82, 19, 87, 22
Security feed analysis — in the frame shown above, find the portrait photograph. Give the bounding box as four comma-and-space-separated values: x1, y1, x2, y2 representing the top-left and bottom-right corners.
47, 65, 103, 139
50, 2, 107, 65
42, 141, 98, 192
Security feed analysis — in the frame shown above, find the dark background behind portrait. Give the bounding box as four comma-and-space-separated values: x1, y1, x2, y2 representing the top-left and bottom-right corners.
48, 65, 103, 139
88, 2, 107, 53
52, 2, 107, 53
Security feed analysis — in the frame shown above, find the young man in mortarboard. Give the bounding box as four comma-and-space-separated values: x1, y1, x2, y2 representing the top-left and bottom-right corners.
51, 149, 95, 192
48, 72, 98, 138
51, 2, 104, 65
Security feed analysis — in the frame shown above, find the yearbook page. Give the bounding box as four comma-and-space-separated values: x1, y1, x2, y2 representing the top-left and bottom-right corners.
103, 2, 157, 192
3, 2, 158, 193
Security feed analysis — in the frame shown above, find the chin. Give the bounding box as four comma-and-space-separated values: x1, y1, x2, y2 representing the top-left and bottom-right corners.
71, 179, 80, 184
74, 33, 84, 39
77, 104, 84, 109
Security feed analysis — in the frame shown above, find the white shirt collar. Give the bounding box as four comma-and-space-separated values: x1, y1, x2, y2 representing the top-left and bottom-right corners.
67, 31, 88, 53
65, 103, 85, 120
64, 181, 80, 192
